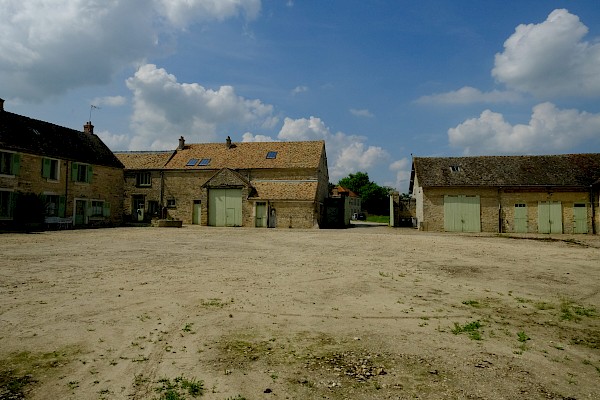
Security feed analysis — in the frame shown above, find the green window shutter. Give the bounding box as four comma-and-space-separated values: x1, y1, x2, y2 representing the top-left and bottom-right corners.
42, 158, 51, 178
71, 163, 78, 181
58, 196, 66, 218
11, 153, 20, 175
103, 202, 111, 217
87, 165, 93, 183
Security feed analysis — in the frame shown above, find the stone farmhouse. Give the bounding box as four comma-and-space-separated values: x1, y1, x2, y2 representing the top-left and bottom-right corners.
0, 99, 124, 229
115, 136, 329, 228
409, 154, 600, 234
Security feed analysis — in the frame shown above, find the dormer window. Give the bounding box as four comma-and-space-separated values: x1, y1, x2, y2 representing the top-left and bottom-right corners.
266, 151, 277, 159
450, 165, 461, 172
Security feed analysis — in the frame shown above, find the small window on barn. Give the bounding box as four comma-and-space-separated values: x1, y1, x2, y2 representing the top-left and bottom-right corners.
266, 151, 277, 159
167, 198, 176, 208
186, 159, 198, 166
198, 158, 211, 166
449, 165, 460, 172
515, 203, 526, 208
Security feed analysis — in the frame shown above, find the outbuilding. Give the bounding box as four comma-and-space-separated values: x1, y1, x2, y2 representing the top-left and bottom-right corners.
409, 154, 600, 234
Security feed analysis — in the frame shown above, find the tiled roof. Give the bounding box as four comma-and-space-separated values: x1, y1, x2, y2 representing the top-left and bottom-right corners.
166, 140, 325, 170
336, 185, 359, 197
0, 110, 123, 168
411, 154, 600, 189
250, 180, 318, 201
114, 151, 174, 169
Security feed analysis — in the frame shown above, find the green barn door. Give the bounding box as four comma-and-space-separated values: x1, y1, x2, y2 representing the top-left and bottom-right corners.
444, 195, 480, 232
208, 189, 242, 227
538, 201, 562, 234
573, 203, 588, 234
514, 204, 527, 233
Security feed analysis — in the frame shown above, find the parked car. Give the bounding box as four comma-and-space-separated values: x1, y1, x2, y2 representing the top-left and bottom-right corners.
352, 212, 366, 220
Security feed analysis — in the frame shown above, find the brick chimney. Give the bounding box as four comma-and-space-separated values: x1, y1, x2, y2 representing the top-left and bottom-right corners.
226, 136, 232, 148
0, 98, 4, 111
83, 121, 94, 134
178, 136, 185, 150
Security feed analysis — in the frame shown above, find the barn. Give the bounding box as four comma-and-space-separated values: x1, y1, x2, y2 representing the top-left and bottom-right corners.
409, 154, 600, 234
116, 137, 329, 228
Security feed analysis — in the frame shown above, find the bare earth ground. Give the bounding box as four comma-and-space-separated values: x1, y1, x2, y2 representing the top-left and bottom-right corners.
1, 225, 599, 400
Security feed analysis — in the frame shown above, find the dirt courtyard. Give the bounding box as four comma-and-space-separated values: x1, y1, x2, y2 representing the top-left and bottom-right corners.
1, 225, 599, 399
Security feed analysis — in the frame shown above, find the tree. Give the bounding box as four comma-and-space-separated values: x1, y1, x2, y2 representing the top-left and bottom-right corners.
337, 172, 393, 215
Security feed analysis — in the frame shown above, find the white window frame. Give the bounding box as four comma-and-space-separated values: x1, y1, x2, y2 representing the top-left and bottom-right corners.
42, 157, 60, 181
136, 171, 152, 187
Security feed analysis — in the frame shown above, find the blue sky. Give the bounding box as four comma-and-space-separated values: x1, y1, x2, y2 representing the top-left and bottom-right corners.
2, 1, 600, 192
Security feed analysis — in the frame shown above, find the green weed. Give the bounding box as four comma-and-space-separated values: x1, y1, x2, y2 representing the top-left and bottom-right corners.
451, 321, 483, 340
517, 331, 530, 342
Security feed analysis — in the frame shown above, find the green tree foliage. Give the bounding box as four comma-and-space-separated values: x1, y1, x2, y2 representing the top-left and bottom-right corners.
337, 172, 393, 215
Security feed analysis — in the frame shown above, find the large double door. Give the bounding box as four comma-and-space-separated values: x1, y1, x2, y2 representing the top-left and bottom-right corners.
443, 195, 481, 232
208, 189, 242, 227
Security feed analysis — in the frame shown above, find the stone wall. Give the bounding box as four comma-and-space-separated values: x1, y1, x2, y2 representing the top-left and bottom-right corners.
122, 167, 326, 228
419, 186, 595, 234
1, 151, 123, 226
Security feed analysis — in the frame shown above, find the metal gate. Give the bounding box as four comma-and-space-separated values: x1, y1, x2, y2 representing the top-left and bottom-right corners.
443, 195, 480, 232
538, 201, 562, 234
208, 189, 242, 227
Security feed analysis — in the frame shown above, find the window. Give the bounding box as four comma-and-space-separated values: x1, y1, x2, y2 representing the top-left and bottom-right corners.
515, 203, 526, 208
41, 194, 65, 217
90, 200, 104, 217
0, 151, 20, 176
266, 151, 277, 159
449, 165, 461, 172
167, 198, 176, 208
42, 158, 60, 181
186, 159, 198, 166
72, 163, 92, 183
0, 190, 15, 219
136, 172, 151, 187
198, 158, 211, 166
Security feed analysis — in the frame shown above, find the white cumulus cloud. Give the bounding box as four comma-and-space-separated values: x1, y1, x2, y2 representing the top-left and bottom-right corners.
389, 158, 411, 192
493, 9, 600, 98
448, 102, 600, 155
244, 116, 389, 182
126, 64, 276, 150
416, 86, 522, 105
0, 0, 261, 102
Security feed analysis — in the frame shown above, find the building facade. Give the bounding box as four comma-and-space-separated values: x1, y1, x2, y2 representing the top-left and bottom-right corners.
0, 99, 124, 229
409, 154, 600, 234
116, 137, 329, 228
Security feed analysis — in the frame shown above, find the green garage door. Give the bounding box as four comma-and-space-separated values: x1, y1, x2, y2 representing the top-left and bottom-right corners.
444, 195, 481, 232
208, 189, 242, 227
538, 201, 562, 234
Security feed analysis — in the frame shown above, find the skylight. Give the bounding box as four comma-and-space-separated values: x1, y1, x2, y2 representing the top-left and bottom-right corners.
266, 151, 277, 159
186, 158, 198, 166
198, 158, 211, 166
